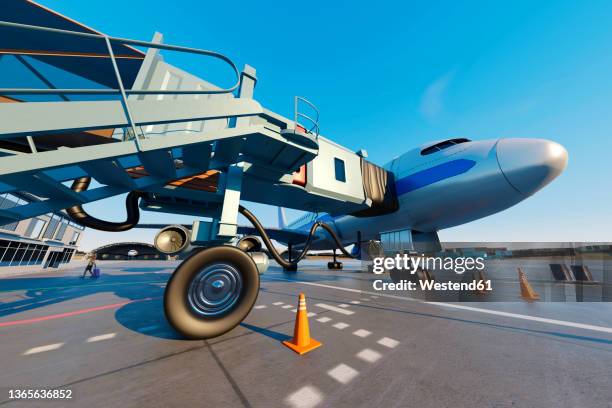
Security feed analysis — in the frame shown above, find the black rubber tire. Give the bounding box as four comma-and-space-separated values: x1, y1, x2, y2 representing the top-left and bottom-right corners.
327, 261, 343, 270
164, 246, 260, 339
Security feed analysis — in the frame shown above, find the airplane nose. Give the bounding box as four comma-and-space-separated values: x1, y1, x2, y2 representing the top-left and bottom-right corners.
496, 138, 568, 196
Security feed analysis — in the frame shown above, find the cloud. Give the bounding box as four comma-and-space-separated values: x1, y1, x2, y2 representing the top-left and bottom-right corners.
419, 71, 455, 120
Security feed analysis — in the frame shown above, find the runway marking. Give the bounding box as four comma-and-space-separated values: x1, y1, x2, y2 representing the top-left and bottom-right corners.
377, 337, 400, 348
291, 308, 297, 313
333, 322, 349, 330
254, 305, 267, 309
360, 298, 370, 301
338, 304, 350, 308
282, 305, 293, 309
23, 342, 64, 355
307, 312, 317, 317
87, 333, 116, 343
0, 298, 157, 328
315, 303, 355, 316
273, 302, 284, 306
356, 348, 382, 363
317, 317, 332, 323
285, 385, 323, 408
353, 329, 371, 338
350, 300, 361, 304
269, 278, 612, 335
327, 363, 359, 384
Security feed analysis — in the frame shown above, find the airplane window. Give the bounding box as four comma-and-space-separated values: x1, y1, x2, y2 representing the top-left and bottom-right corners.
420, 138, 470, 156
334, 158, 346, 182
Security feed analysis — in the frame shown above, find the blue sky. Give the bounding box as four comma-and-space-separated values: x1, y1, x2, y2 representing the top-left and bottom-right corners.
36, 0, 611, 250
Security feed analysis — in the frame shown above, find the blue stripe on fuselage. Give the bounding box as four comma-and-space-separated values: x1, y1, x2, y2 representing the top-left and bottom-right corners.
395, 159, 476, 195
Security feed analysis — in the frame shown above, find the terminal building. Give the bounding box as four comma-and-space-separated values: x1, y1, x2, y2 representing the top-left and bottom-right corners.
0, 192, 84, 275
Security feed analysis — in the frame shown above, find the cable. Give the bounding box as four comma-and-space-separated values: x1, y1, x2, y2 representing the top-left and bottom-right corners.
66, 177, 144, 232
238, 205, 357, 270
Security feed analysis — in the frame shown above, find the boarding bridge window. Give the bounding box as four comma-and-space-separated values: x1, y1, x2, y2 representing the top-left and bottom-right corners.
334, 158, 346, 182
380, 230, 412, 253
420, 138, 471, 156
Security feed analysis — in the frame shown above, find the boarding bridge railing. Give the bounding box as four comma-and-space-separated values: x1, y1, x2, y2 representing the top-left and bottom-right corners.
294, 96, 320, 138
0, 20, 241, 150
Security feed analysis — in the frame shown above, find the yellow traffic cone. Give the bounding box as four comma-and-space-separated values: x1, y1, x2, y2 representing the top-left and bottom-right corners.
518, 267, 540, 301
282, 293, 322, 355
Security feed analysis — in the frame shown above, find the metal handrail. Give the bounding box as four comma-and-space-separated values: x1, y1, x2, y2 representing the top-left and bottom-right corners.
0, 20, 240, 96
294, 96, 320, 137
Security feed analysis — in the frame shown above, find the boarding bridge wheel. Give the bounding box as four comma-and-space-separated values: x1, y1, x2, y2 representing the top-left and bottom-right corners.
327, 261, 343, 270
164, 246, 260, 339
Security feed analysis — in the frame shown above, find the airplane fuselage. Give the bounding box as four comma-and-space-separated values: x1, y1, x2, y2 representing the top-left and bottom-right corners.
289, 137, 568, 250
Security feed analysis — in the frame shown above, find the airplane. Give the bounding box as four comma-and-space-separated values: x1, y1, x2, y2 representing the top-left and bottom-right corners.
152, 135, 568, 267
0, 1, 567, 340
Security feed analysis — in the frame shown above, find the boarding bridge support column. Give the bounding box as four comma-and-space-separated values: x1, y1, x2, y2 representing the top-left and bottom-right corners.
217, 164, 243, 238
214, 65, 257, 164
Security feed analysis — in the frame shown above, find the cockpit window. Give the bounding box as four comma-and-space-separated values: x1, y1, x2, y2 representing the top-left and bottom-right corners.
420, 138, 471, 156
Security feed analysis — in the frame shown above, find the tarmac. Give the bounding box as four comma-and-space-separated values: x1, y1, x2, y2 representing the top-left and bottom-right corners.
1, 260, 612, 408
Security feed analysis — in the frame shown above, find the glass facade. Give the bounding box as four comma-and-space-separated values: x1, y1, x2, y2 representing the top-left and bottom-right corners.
0, 239, 49, 266
380, 229, 413, 253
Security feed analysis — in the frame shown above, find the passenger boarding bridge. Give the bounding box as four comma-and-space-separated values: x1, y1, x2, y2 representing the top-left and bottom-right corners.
0, 1, 396, 245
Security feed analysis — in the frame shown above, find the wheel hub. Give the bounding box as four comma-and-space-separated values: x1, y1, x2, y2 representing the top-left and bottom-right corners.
187, 263, 242, 316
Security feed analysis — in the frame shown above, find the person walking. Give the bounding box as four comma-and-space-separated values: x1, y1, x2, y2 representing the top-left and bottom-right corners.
81, 253, 97, 279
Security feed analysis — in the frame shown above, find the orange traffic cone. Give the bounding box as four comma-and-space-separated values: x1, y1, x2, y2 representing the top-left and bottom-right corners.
282, 293, 322, 355
518, 267, 540, 301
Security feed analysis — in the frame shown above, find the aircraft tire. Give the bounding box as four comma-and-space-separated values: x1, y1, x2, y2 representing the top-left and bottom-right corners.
164, 246, 259, 339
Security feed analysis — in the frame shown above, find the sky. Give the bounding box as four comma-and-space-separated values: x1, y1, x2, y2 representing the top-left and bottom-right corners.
31, 0, 612, 250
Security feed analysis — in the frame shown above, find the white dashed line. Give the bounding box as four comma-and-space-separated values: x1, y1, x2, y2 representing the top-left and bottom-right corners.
338, 304, 350, 308
254, 305, 267, 309
327, 363, 359, 384
267, 278, 612, 335
352, 329, 371, 338
273, 302, 284, 306
307, 312, 317, 317
23, 343, 64, 355
333, 322, 349, 330
315, 303, 354, 315
357, 348, 382, 363
378, 337, 400, 348
86, 333, 116, 343
317, 317, 332, 323
349, 300, 361, 304
282, 305, 293, 309
360, 298, 370, 301
291, 308, 297, 313
285, 385, 323, 408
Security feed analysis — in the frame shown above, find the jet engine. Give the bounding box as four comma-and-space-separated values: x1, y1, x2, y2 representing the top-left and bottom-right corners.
236, 235, 262, 252
154, 225, 192, 255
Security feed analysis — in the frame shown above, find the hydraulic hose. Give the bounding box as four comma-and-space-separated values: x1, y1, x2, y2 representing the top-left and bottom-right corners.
66, 177, 144, 232
238, 205, 357, 269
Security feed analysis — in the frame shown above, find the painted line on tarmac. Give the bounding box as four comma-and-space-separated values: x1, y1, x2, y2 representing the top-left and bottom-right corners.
0, 297, 159, 328
315, 303, 355, 315
0, 280, 168, 294
23, 342, 64, 355
266, 277, 612, 335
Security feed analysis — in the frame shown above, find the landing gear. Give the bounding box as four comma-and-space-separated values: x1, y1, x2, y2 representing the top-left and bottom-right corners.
164, 246, 260, 339
327, 249, 343, 270
283, 243, 298, 272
